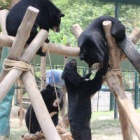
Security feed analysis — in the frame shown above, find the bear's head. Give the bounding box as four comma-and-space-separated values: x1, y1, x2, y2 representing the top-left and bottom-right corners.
61, 58, 77, 81
48, 1, 64, 32
62, 58, 84, 86
51, 12, 64, 32
42, 84, 63, 109
78, 33, 108, 68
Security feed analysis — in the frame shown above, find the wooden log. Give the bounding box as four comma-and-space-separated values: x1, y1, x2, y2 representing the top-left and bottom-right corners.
8, 6, 39, 59
129, 27, 140, 45
18, 79, 24, 127
0, 6, 39, 83
11, 105, 26, 119
103, 21, 130, 140
71, 24, 83, 39
22, 71, 61, 140
103, 21, 140, 139
0, 9, 9, 34
10, 0, 20, 9
42, 43, 79, 56
0, 34, 80, 56
0, 34, 14, 47
40, 56, 47, 90
0, 30, 48, 102
0, 9, 10, 84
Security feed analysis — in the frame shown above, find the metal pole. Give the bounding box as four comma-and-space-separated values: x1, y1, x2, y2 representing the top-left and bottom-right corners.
115, 0, 119, 18
134, 71, 139, 109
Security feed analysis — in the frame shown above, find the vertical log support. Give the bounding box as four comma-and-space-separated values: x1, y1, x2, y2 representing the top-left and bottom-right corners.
40, 56, 47, 90
0, 9, 9, 34
103, 21, 140, 139
22, 71, 61, 140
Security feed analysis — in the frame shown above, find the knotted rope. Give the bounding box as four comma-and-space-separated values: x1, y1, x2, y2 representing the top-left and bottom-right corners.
3, 58, 34, 74
21, 125, 73, 140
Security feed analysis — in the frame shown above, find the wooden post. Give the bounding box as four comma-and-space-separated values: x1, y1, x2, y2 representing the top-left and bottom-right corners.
40, 56, 47, 90
22, 71, 61, 140
103, 21, 140, 139
17, 79, 24, 127
71, 24, 83, 39
0, 9, 9, 34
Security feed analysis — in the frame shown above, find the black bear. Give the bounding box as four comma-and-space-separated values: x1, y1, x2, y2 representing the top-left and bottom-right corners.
78, 15, 126, 68
61, 58, 107, 140
6, 0, 64, 56
25, 84, 63, 134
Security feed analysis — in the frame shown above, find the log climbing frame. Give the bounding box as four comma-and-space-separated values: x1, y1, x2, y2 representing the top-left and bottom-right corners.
0, 6, 140, 140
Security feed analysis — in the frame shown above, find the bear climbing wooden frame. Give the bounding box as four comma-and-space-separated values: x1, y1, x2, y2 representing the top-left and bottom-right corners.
0, 6, 140, 140
0, 7, 61, 140
103, 21, 140, 140
71, 23, 140, 139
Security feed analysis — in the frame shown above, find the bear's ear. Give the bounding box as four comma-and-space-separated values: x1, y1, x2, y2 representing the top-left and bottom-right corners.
61, 72, 66, 80
59, 13, 65, 17
79, 53, 84, 60
46, 84, 52, 89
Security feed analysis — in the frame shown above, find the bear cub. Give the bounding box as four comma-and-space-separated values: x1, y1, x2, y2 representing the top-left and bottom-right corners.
78, 15, 126, 68
25, 84, 63, 134
6, 0, 64, 56
62, 58, 107, 140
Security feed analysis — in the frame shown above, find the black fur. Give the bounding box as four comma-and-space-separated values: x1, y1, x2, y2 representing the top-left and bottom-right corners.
25, 84, 63, 134
6, 0, 64, 56
78, 15, 125, 68
61, 58, 107, 140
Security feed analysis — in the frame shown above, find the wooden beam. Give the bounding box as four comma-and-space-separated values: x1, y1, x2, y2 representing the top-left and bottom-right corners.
0, 34, 80, 56
103, 20, 140, 139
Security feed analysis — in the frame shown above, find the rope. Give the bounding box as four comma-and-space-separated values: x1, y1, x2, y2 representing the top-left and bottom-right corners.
46, 48, 61, 113
21, 131, 45, 140
21, 125, 73, 140
3, 58, 34, 74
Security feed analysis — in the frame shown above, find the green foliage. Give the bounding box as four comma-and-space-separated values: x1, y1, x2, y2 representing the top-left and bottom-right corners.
50, 0, 140, 48
50, 0, 115, 46
0, 0, 11, 9
2, 0, 140, 48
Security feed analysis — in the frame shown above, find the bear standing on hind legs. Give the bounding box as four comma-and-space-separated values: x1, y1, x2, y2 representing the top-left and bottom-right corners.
6, 0, 64, 56
62, 58, 108, 140
78, 15, 126, 68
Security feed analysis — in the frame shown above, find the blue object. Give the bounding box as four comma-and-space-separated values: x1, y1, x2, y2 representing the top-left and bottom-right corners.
46, 69, 65, 88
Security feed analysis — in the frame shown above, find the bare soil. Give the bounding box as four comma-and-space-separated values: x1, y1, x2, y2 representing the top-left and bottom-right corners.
10, 115, 139, 140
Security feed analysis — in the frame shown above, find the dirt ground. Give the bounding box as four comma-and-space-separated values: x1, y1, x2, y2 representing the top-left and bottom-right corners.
10, 115, 139, 140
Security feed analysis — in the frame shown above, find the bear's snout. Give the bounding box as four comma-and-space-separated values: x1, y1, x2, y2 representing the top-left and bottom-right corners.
79, 54, 84, 60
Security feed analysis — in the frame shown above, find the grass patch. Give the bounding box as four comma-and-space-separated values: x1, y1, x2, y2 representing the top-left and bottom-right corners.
9, 110, 140, 140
